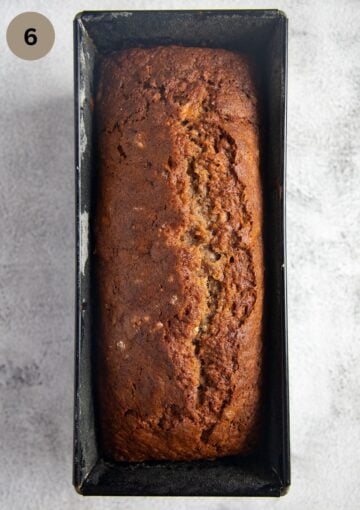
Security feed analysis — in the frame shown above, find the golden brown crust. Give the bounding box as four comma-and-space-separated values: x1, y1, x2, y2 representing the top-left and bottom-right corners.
95, 46, 263, 461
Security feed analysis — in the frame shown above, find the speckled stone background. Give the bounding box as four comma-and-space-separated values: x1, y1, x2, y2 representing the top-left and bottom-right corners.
1, 0, 359, 508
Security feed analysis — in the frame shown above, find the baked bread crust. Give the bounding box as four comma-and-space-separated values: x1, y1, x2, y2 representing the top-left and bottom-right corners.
95, 46, 263, 461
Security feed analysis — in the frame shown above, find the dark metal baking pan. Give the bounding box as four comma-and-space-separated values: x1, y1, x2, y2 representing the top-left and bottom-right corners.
74, 9, 289, 496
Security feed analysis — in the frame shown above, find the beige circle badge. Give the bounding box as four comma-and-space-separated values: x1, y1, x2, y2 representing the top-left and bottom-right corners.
7, 12, 55, 60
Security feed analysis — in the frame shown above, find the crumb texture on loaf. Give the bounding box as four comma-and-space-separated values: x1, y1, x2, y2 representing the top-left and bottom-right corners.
95, 46, 263, 461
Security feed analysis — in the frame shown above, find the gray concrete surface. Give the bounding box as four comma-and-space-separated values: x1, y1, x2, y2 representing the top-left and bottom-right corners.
1, 0, 360, 508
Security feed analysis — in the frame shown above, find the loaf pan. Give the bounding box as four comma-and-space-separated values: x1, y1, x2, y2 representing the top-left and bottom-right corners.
74, 9, 289, 496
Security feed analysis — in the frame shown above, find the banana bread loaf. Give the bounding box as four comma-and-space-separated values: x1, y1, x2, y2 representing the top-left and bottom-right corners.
95, 46, 263, 461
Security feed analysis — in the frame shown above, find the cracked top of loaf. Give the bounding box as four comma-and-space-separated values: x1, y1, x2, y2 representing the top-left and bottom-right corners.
95, 46, 264, 461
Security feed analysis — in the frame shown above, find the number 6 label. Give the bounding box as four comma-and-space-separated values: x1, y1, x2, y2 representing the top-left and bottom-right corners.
24, 28, 38, 46
7, 12, 54, 60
